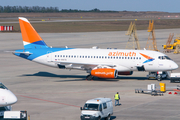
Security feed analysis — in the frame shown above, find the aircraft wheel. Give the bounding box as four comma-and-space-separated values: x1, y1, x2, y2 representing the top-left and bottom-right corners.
157, 76, 162, 81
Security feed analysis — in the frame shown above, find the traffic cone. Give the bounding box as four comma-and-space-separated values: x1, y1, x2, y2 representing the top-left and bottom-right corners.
168, 92, 172, 94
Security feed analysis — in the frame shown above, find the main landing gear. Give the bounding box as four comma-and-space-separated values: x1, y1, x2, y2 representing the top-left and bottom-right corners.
86, 74, 94, 80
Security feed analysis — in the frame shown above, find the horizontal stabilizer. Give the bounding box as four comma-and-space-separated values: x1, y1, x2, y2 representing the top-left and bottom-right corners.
13, 51, 33, 55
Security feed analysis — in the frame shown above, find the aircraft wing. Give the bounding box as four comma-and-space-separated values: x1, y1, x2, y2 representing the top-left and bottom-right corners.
56, 61, 116, 70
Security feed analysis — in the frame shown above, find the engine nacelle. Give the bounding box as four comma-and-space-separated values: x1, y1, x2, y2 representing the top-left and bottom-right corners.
91, 68, 117, 79
118, 71, 133, 75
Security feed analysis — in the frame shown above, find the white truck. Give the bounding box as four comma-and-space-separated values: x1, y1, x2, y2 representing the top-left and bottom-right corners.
80, 98, 113, 120
170, 73, 180, 83
3, 111, 27, 120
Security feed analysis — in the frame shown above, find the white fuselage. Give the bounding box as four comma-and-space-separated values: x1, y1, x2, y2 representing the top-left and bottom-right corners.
31, 48, 178, 72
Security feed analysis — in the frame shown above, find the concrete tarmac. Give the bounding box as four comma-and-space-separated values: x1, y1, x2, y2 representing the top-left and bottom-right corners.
0, 29, 180, 120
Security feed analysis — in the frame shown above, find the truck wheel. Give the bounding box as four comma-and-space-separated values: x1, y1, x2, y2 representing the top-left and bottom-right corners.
98, 116, 101, 120
105, 115, 111, 120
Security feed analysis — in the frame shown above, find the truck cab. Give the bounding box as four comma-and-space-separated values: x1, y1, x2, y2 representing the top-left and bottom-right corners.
80, 98, 113, 120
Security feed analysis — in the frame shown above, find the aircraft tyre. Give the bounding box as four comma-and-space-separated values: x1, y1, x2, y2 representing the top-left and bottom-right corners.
157, 76, 162, 81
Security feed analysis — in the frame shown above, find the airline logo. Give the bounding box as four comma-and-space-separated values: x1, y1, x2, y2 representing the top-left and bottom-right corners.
140, 53, 154, 63
108, 51, 136, 56
94, 71, 114, 75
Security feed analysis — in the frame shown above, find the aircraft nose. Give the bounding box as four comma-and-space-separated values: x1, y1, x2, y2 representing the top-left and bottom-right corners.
171, 62, 178, 70
7, 92, 17, 105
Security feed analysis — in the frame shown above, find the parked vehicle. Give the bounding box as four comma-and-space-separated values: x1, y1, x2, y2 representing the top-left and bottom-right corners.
80, 98, 113, 120
147, 71, 169, 81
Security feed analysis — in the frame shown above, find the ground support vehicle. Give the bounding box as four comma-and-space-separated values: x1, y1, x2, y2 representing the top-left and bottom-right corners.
80, 98, 113, 120
170, 73, 180, 83
147, 71, 169, 81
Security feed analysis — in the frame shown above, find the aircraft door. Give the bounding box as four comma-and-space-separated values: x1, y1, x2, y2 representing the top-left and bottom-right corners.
47, 51, 52, 62
158, 56, 167, 70
99, 104, 104, 118
144, 54, 156, 71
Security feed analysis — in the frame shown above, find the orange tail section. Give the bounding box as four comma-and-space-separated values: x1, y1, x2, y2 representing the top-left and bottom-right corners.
19, 17, 48, 49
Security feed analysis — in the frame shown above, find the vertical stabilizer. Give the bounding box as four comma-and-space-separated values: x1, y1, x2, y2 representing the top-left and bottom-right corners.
19, 17, 48, 49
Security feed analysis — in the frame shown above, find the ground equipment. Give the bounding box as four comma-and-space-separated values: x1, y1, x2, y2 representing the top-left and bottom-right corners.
163, 33, 174, 53
126, 21, 141, 50
146, 20, 159, 51
163, 34, 180, 54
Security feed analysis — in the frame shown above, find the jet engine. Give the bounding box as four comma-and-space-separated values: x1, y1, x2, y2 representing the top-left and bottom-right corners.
91, 68, 117, 79
118, 71, 133, 75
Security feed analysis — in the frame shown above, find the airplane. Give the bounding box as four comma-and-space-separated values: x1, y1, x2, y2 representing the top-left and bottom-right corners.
0, 82, 17, 107
13, 17, 178, 80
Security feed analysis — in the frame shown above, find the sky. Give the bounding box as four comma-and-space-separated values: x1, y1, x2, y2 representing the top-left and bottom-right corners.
1, 0, 180, 13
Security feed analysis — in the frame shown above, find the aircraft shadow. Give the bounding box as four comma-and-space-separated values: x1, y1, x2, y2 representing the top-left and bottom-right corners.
20, 71, 164, 82
20, 71, 119, 82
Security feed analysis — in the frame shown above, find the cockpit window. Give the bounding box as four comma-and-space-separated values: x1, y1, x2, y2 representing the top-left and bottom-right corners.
164, 56, 171, 60
0, 83, 8, 89
158, 56, 171, 60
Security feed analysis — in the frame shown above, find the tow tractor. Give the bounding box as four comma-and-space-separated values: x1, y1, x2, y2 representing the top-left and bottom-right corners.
147, 71, 170, 81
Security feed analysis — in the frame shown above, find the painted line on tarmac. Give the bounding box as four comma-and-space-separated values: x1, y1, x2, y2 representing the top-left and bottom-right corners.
19, 95, 80, 108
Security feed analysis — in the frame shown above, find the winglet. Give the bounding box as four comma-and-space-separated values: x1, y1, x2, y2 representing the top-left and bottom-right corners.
19, 17, 48, 49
